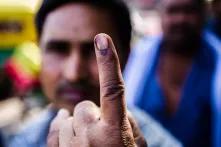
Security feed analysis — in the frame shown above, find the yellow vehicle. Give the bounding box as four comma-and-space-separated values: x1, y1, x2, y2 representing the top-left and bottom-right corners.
0, 0, 42, 94
0, 0, 42, 67
0, 0, 42, 48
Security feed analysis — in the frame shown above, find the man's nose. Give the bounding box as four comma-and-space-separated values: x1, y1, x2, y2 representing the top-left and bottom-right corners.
174, 13, 188, 24
63, 52, 87, 82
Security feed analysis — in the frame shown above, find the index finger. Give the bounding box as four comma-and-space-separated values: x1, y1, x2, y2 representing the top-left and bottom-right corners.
94, 33, 127, 124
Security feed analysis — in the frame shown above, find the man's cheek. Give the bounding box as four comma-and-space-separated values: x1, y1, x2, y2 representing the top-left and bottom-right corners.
40, 68, 55, 101
90, 62, 99, 85
42, 55, 63, 71
41, 58, 62, 100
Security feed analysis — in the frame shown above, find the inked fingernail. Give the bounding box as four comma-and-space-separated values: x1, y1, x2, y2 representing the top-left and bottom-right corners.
95, 34, 108, 56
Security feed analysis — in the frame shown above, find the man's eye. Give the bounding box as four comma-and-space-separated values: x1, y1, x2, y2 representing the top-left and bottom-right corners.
81, 42, 95, 58
45, 42, 70, 55
167, 7, 179, 14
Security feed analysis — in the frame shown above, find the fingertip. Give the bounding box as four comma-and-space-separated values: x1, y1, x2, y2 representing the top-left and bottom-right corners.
57, 109, 70, 118
94, 33, 109, 55
94, 33, 111, 44
49, 109, 70, 133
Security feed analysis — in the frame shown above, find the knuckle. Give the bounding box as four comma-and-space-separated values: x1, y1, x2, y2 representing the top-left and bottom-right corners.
74, 101, 98, 123
101, 79, 125, 100
75, 101, 96, 112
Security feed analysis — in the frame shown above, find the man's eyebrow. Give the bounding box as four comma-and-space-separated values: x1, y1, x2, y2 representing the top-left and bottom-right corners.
44, 40, 71, 49
81, 41, 94, 46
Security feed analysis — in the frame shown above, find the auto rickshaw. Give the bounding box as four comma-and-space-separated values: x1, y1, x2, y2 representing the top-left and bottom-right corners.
0, 1, 43, 143
0, 0, 42, 96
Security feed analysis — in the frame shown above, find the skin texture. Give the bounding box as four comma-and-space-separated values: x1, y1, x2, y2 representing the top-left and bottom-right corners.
40, 3, 147, 147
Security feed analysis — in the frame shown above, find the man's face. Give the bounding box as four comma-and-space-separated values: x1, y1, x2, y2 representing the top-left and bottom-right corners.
40, 3, 123, 111
213, 0, 221, 21
161, 0, 204, 43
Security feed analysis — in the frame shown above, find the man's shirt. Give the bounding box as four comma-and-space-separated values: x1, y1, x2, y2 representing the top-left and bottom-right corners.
205, 31, 221, 147
124, 31, 221, 147
9, 106, 182, 147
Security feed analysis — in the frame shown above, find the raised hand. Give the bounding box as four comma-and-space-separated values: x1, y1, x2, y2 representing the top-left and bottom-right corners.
47, 33, 147, 147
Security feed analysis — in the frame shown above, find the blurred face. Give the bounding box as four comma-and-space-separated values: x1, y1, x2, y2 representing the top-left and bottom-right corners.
213, 0, 221, 21
161, 0, 204, 43
40, 3, 124, 111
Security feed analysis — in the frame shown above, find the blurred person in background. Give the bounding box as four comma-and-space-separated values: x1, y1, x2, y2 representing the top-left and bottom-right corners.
124, 0, 221, 146
9, 0, 183, 146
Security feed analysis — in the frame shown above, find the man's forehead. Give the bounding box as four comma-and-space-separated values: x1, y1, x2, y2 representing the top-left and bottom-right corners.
40, 3, 117, 44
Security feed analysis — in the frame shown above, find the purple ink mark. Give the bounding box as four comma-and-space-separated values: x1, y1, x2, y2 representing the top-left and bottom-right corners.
100, 48, 108, 56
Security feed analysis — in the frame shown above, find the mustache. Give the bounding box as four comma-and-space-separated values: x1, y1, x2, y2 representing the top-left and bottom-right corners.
169, 24, 195, 33
55, 80, 92, 95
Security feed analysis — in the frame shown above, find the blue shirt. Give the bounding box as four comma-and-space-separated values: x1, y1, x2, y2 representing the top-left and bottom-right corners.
9, 106, 182, 147
124, 31, 221, 147
206, 31, 221, 147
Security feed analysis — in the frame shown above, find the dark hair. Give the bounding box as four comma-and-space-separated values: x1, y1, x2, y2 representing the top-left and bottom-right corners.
212, 0, 220, 4
35, 0, 131, 52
